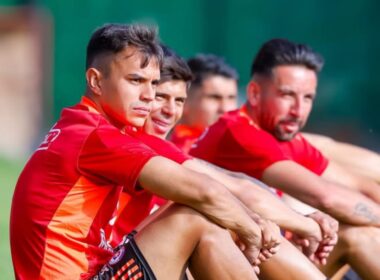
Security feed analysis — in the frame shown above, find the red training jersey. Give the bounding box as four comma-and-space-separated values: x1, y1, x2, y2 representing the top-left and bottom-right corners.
10, 97, 159, 279
109, 132, 191, 245
170, 124, 204, 153
190, 106, 328, 180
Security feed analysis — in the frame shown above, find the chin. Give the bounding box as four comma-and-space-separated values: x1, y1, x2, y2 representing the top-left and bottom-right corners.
129, 119, 146, 128
274, 130, 297, 142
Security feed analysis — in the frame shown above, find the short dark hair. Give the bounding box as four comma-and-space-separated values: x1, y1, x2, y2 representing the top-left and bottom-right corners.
86, 23, 163, 71
251, 38, 324, 77
159, 45, 193, 87
187, 54, 239, 89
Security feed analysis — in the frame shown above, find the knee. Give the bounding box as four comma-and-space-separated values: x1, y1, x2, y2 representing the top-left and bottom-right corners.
164, 203, 220, 234
339, 225, 380, 251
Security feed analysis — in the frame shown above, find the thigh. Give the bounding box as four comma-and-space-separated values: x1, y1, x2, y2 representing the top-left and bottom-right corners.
259, 237, 326, 280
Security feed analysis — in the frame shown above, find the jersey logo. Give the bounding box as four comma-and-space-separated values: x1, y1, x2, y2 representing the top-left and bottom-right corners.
37, 128, 61, 151
109, 246, 125, 265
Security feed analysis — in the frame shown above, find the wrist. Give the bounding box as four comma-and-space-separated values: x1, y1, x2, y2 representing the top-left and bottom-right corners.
294, 216, 322, 241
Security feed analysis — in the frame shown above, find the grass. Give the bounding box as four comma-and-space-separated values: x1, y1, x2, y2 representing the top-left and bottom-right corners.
0, 156, 24, 280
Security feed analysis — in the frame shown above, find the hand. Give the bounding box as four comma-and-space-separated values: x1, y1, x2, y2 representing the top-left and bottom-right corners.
255, 218, 282, 265
307, 211, 339, 265
289, 216, 322, 257
234, 222, 263, 268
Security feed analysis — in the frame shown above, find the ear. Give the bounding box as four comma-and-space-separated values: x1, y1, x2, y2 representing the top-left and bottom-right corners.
246, 80, 261, 107
86, 68, 103, 96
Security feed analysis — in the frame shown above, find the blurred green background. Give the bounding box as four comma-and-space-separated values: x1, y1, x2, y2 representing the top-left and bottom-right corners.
1, 0, 379, 278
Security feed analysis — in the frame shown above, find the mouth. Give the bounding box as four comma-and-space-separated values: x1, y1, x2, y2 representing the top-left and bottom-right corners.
133, 106, 151, 117
280, 121, 300, 133
152, 118, 173, 132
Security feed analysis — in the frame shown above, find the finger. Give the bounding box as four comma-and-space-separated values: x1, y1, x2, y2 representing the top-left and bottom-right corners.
260, 226, 274, 248
269, 245, 280, 254
260, 249, 273, 260
243, 247, 260, 266
321, 245, 335, 253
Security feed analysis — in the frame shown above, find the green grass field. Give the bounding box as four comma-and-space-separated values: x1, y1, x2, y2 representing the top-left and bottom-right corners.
0, 157, 24, 280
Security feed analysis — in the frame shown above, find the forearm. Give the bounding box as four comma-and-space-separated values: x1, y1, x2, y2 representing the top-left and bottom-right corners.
263, 161, 380, 227
320, 182, 380, 226
139, 156, 262, 242
238, 182, 320, 237
185, 159, 318, 236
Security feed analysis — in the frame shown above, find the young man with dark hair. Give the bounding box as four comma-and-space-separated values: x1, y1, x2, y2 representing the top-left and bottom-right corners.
170, 54, 239, 152
190, 38, 380, 279
10, 24, 281, 280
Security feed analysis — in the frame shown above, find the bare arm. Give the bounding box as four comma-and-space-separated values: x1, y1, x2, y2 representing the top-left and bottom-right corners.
322, 161, 380, 204
183, 158, 321, 239
303, 132, 380, 183
138, 156, 264, 262
262, 160, 380, 226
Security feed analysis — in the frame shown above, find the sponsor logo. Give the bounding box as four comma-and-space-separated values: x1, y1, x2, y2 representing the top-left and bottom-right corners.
109, 246, 125, 265
37, 128, 61, 151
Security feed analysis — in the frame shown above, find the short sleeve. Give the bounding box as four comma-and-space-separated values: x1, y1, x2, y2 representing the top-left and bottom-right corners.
133, 132, 191, 164
280, 134, 329, 175
215, 122, 289, 179
190, 117, 290, 179
78, 127, 158, 193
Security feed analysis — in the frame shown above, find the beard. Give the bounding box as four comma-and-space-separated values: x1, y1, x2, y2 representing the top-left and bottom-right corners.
273, 118, 305, 141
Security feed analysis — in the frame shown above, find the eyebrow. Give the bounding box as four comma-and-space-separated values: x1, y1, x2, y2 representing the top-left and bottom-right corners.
278, 87, 316, 96
127, 73, 145, 79
156, 92, 187, 99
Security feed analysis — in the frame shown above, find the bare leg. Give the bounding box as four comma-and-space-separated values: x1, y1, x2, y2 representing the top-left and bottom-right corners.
338, 225, 380, 280
321, 224, 380, 280
259, 237, 326, 280
318, 229, 348, 278
135, 204, 258, 280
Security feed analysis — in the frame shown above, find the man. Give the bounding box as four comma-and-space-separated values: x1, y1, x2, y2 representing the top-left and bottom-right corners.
170, 54, 238, 152
10, 24, 281, 280
172, 54, 380, 191
190, 38, 380, 279
119, 46, 332, 280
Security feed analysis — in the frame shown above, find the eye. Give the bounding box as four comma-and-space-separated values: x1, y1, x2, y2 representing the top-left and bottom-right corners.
206, 94, 223, 101
152, 80, 160, 87
155, 94, 165, 101
304, 94, 315, 102
130, 78, 142, 84
175, 98, 186, 105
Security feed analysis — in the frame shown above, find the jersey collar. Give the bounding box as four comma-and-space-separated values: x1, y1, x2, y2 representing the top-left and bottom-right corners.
80, 96, 139, 134
238, 104, 260, 129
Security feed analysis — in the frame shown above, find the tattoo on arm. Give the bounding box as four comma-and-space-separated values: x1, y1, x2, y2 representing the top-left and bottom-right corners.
354, 203, 380, 223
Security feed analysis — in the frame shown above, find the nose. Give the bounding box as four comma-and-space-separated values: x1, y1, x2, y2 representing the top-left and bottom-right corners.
162, 100, 175, 116
289, 97, 303, 118
140, 84, 155, 102
218, 98, 235, 114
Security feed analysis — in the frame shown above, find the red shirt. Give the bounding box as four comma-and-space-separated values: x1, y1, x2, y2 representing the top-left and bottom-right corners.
10, 97, 158, 279
170, 124, 204, 153
190, 106, 328, 180
110, 132, 191, 245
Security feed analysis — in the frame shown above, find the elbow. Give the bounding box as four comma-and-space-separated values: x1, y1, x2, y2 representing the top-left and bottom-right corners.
192, 173, 230, 206
313, 189, 336, 214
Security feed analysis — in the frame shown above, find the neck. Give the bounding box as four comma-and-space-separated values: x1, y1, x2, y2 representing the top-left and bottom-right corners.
244, 102, 260, 126
83, 92, 127, 131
